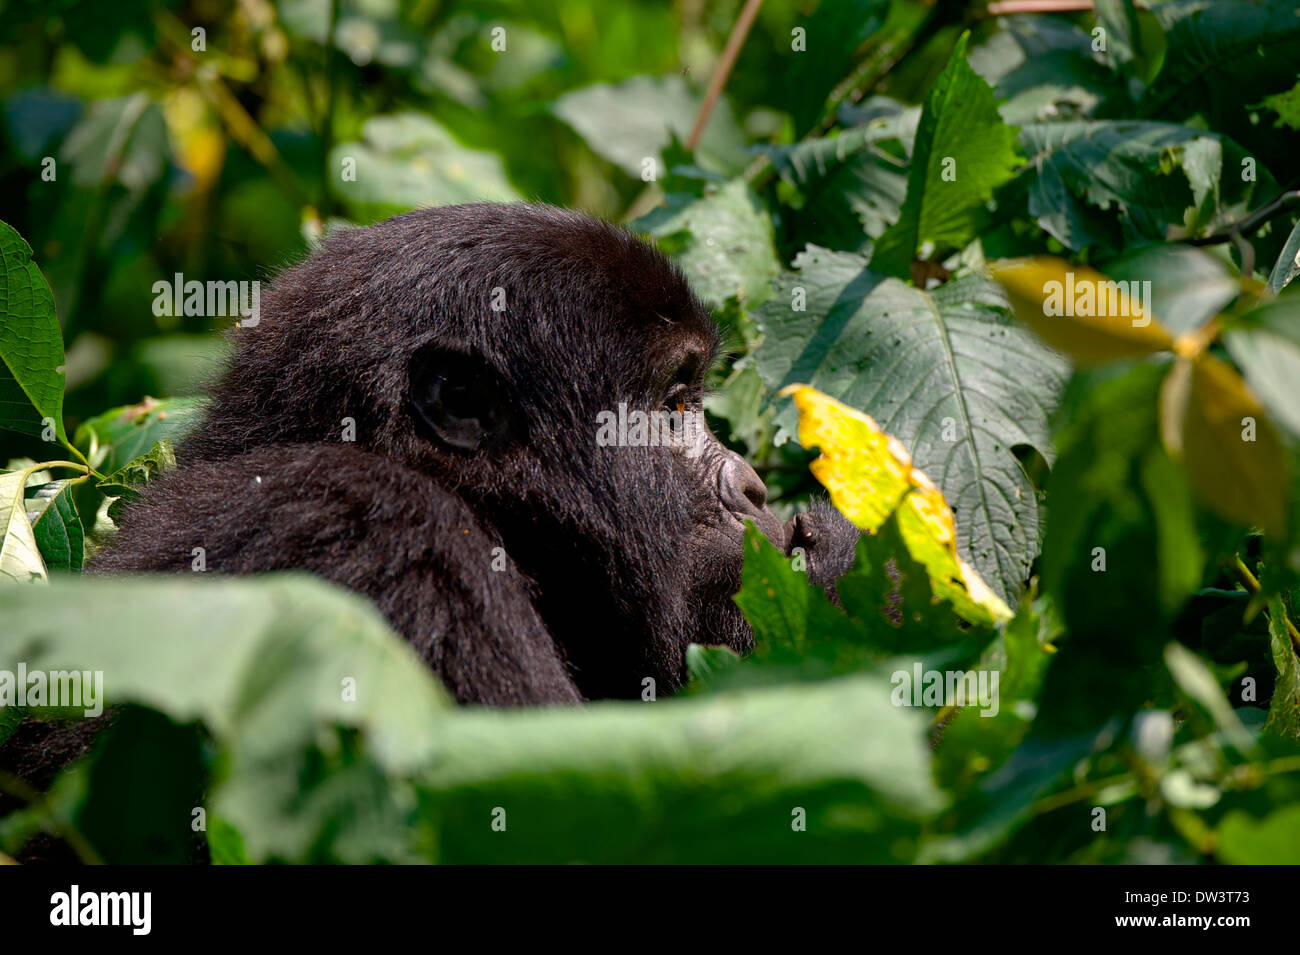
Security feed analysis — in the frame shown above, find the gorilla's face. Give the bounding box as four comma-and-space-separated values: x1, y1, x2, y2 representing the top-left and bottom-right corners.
392, 208, 788, 698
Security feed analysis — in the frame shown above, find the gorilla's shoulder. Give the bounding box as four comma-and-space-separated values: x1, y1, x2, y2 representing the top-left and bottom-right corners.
91, 443, 488, 578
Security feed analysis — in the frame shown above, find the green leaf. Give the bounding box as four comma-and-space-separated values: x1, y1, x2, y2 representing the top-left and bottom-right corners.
96, 439, 176, 495
1018, 121, 1272, 253
753, 246, 1068, 605
631, 179, 780, 317
552, 74, 748, 179
97, 440, 176, 523
75, 396, 203, 475
424, 670, 945, 864
933, 594, 1056, 789
1094, 0, 1167, 84
1261, 80, 1300, 131
684, 643, 742, 689
968, 15, 1125, 124
0, 220, 66, 443
1164, 642, 1257, 754
27, 479, 85, 572
0, 574, 450, 862
1216, 805, 1300, 863
761, 107, 912, 249
0, 468, 46, 583
328, 113, 520, 222
733, 522, 857, 663
785, 0, 890, 135
1042, 363, 1202, 648
871, 34, 1021, 278
1263, 596, 1300, 739
1102, 243, 1239, 335
77, 707, 206, 864
1223, 297, 1300, 438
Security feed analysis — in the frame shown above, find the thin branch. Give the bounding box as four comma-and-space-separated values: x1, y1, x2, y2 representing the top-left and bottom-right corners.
1190, 190, 1300, 243
686, 0, 764, 151
988, 0, 1094, 13
320, 0, 341, 215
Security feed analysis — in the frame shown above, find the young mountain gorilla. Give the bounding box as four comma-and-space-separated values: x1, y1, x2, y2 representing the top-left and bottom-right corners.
89, 203, 859, 704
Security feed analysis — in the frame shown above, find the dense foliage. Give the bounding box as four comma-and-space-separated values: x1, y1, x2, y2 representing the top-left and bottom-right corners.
2, 0, 1299, 863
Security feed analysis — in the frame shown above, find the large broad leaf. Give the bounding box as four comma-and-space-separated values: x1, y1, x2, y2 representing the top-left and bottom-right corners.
0, 220, 66, 442
631, 179, 780, 318
1043, 363, 1202, 647
1216, 805, 1300, 864
2, 574, 945, 864
0, 574, 449, 863
329, 113, 520, 222
871, 34, 1021, 278
753, 246, 1069, 604
1017, 121, 1273, 254
552, 74, 748, 179
424, 670, 944, 864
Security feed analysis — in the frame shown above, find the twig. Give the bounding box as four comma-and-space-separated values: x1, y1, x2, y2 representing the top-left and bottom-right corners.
1189, 190, 1300, 277
988, 0, 1094, 13
686, 0, 765, 151
320, 0, 341, 215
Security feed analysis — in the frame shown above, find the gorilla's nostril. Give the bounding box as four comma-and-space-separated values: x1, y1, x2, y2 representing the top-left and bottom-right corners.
719, 453, 769, 516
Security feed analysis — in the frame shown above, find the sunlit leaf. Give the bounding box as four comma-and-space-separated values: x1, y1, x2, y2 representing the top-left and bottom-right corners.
781, 385, 1012, 626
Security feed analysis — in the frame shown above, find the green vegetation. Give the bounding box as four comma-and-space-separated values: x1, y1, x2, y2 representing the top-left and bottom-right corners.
2, 0, 1300, 863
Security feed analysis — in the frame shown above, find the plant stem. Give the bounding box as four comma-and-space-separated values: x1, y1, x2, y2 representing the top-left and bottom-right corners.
1229, 555, 1300, 656
686, 0, 765, 152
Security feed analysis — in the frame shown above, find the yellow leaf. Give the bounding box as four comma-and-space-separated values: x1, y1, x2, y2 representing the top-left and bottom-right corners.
1159, 354, 1289, 538
781, 385, 1012, 626
991, 257, 1175, 364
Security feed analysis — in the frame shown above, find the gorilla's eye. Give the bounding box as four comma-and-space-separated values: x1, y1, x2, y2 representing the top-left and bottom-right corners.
662, 382, 698, 439
409, 345, 516, 451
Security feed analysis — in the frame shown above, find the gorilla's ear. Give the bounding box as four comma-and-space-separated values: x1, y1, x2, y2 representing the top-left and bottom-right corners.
409, 345, 517, 451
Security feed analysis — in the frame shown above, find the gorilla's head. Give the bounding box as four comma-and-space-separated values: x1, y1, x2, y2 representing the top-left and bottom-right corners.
183, 204, 792, 699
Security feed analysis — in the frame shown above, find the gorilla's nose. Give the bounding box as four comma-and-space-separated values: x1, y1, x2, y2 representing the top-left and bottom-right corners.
718, 453, 785, 545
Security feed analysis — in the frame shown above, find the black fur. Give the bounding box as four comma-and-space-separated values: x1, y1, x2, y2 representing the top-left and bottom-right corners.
83, 203, 860, 704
